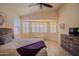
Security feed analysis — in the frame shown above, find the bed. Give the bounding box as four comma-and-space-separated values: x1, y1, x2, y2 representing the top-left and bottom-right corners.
0, 38, 47, 56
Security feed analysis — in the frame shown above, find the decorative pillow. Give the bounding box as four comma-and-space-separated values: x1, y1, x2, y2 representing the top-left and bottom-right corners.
0, 28, 14, 45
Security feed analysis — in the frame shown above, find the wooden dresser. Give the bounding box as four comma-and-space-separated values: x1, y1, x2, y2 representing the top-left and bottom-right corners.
61, 34, 79, 56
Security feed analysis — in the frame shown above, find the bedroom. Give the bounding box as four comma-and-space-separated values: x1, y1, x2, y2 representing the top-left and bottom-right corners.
0, 3, 79, 56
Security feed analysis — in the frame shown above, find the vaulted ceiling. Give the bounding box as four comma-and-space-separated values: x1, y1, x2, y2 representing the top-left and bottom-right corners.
0, 3, 63, 16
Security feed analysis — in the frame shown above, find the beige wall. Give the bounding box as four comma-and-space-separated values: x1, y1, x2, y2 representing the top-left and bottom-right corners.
23, 10, 58, 20
20, 20, 58, 42
0, 15, 13, 28
0, 3, 79, 43
58, 3, 79, 43
0, 7, 21, 38
20, 11, 58, 41
0, 6, 17, 28
0, 5, 58, 41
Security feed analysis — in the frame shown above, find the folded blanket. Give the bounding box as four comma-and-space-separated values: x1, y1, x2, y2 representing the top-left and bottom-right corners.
16, 41, 46, 56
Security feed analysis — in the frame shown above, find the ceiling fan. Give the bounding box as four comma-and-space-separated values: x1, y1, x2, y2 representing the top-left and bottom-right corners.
28, 3, 53, 9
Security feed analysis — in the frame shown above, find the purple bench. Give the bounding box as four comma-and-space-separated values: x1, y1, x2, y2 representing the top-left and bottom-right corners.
16, 41, 46, 56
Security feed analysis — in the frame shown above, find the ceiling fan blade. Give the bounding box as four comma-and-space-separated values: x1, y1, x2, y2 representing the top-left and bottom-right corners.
28, 4, 39, 7
42, 3, 53, 8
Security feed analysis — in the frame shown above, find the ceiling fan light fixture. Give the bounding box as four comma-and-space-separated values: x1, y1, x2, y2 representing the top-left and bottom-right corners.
28, 3, 53, 9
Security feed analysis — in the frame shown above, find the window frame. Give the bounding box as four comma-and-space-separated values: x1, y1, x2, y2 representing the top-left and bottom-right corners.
21, 20, 57, 33
50, 21, 57, 33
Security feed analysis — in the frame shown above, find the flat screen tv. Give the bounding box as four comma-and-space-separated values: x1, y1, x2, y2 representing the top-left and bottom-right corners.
69, 27, 79, 36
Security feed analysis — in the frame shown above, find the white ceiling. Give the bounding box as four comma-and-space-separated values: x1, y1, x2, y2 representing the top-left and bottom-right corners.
0, 3, 63, 16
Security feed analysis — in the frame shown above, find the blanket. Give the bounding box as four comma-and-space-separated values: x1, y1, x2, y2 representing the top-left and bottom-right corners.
16, 41, 46, 56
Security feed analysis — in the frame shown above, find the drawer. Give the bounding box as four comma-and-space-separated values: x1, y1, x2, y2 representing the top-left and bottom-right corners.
72, 41, 79, 46
70, 44, 79, 52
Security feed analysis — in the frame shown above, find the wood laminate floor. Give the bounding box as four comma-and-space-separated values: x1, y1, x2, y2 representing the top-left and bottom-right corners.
44, 40, 71, 56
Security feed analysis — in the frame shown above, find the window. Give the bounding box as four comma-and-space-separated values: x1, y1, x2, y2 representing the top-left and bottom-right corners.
22, 21, 29, 33
50, 22, 57, 33
21, 20, 57, 33
13, 27, 19, 35
39, 23, 43, 32
32, 23, 47, 32
13, 17, 20, 35
43, 23, 47, 32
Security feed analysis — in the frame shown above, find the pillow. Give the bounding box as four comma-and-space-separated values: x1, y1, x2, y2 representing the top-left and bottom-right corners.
0, 28, 14, 45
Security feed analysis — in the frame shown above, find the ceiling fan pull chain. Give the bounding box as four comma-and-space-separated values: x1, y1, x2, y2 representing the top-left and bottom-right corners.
40, 4, 42, 9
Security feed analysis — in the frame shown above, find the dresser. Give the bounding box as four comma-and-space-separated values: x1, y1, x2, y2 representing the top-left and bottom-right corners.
61, 34, 79, 56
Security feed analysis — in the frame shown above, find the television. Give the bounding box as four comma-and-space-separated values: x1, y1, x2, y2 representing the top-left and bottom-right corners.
69, 27, 79, 36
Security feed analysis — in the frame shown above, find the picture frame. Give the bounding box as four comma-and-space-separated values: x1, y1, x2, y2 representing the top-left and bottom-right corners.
0, 12, 6, 26
60, 23, 65, 29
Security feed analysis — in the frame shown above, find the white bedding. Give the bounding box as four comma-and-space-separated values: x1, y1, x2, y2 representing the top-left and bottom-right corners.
0, 38, 47, 56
